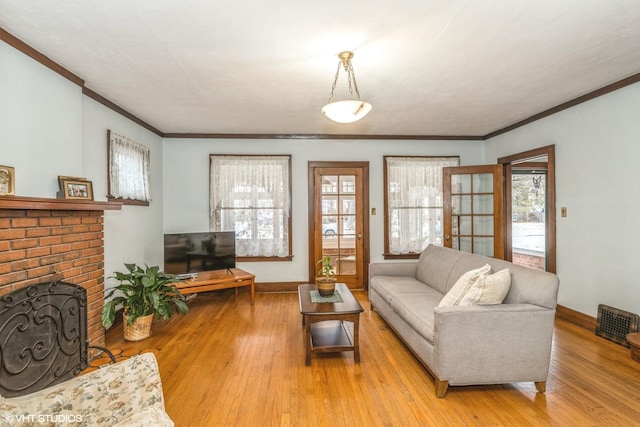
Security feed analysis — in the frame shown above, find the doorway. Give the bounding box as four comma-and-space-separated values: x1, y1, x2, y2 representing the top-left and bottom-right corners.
509, 166, 547, 271
500, 145, 556, 273
442, 145, 556, 273
308, 162, 369, 290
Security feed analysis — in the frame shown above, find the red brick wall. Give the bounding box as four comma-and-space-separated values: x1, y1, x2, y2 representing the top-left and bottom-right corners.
512, 251, 545, 271
0, 209, 106, 348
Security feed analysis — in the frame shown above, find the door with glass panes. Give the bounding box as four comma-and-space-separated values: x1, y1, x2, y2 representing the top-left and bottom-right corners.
308, 163, 368, 289
443, 165, 504, 258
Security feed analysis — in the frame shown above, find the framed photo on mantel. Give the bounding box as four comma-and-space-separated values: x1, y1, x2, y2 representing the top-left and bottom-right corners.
58, 176, 94, 200
0, 165, 15, 196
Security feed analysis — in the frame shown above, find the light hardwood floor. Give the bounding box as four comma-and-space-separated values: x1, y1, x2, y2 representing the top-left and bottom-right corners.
105, 289, 640, 426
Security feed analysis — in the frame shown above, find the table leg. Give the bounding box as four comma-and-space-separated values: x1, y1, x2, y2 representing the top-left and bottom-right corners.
304, 316, 311, 366
353, 315, 361, 363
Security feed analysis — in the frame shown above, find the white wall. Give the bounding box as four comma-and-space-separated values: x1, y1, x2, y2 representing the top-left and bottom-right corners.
1, 39, 164, 292
485, 82, 640, 317
163, 138, 484, 282
82, 98, 165, 286
0, 42, 83, 196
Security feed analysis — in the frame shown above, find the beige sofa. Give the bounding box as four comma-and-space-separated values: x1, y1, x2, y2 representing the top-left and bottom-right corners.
369, 245, 559, 397
0, 353, 173, 426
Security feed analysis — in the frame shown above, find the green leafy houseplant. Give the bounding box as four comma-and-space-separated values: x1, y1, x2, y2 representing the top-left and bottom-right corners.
101, 263, 189, 330
317, 255, 335, 279
316, 255, 337, 296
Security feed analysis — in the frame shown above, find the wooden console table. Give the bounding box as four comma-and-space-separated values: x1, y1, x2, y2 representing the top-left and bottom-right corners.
176, 268, 255, 305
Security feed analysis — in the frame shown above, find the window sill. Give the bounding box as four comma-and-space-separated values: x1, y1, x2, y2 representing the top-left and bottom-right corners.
107, 197, 149, 206
383, 253, 420, 260
237, 255, 293, 262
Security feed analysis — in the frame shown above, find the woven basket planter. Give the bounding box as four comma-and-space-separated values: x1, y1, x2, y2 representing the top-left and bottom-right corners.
316, 277, 337, 297
123, 312, 154, 341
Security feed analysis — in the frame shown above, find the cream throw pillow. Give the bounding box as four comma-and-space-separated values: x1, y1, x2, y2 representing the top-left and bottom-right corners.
474, 268, 511, 305
438, 264, 491, 307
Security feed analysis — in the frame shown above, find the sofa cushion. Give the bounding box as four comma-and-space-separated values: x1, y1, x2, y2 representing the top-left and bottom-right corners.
370, 275, 432, 304
475, 268, 512, 305
0, 353, 172, 426
442, 248, 559, 309
113, 406, 174, 427
416, 245, 464, 294
390, 289, 443, 343
438, 264, 491, 307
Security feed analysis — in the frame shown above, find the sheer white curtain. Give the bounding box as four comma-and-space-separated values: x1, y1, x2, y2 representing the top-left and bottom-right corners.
386, 157, 459, 254
108, 131, 151, 202
210, 155, 290, 257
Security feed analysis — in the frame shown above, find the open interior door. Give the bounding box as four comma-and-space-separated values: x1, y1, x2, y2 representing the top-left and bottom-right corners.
443, 165, 505, 259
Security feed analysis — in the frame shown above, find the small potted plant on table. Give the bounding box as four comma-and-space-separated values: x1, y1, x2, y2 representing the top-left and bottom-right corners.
102, 263, 189, 341
316, 255, 337, 297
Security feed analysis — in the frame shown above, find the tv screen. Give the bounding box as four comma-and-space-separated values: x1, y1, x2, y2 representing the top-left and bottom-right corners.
163, 232, 236, 274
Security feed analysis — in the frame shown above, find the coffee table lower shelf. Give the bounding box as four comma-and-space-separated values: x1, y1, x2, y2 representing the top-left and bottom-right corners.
304, 317, 360, 365
310, 320, 354, 350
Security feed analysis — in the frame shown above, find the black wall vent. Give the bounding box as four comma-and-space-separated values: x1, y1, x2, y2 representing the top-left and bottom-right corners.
595, 304, 639, 348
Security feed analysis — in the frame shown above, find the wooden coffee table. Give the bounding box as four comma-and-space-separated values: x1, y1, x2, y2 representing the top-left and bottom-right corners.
298, 283, 364, 365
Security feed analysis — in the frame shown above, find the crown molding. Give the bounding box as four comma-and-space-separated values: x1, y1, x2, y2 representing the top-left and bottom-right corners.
82, 88, 163, 136
162, 133, 485, 140
484, 71, 640, 140
0, 27, 84, 87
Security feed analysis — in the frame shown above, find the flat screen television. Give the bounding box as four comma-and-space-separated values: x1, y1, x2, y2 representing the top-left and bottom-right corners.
164, 231, 236, 275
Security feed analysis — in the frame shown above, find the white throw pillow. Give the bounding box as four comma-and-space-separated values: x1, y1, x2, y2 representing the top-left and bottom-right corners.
474, 268, 511, 305
438, 264, 491, 307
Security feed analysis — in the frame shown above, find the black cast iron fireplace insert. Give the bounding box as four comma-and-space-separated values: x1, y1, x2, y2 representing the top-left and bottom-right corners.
0, 281, 113, 397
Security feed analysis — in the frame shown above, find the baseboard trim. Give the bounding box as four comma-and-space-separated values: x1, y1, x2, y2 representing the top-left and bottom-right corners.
255, 282, 308, 293
556, 304, 596, 331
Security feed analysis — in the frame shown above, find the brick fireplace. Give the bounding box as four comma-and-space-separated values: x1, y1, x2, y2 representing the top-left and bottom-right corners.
0, 196, 122, 349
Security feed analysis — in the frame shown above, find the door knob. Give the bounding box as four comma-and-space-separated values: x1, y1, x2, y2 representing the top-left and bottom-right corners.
357, 234, 363, 240
445, 234, 450, 240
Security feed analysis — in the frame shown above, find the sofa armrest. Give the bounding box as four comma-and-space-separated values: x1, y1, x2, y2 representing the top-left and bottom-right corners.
0, 353, 173, 427
369, 261, 418, 282
432, 304, 556, 386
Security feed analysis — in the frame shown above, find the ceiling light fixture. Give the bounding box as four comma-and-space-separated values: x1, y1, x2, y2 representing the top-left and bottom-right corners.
321, 51, 372, 123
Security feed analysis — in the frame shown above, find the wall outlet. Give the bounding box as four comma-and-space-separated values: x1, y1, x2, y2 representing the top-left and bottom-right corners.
561, 207, 567, 217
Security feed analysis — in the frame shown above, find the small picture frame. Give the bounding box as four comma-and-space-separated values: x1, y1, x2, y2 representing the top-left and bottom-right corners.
60, 178, 93, 200
0, 165, 15, 196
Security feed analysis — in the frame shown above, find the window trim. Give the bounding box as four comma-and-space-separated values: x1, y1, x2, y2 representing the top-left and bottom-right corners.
383, 155, 460, 259
209, 154, 292, 261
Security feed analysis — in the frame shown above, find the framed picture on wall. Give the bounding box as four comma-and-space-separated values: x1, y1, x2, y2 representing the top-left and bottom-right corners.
0, 165, 15, 196
59, 177, 93, 200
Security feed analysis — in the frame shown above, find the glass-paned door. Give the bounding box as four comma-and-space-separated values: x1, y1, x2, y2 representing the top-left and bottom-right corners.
309, 165, 367, 289
443, 165, 504, 258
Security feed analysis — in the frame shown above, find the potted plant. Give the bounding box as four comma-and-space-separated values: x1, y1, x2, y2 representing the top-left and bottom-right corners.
316, 255, 338, 296
102, 263, 189, 341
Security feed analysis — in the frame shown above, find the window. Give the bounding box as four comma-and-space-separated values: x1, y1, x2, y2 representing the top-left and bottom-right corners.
384, 156, 459, 258
210, 155, 292, 260
107, 130, 151, 205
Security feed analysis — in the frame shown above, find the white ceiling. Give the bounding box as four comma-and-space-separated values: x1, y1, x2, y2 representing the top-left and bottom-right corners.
2, 0, 640, 137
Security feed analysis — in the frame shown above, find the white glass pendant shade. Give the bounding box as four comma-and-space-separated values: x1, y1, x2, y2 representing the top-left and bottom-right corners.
321, 99, 372, 123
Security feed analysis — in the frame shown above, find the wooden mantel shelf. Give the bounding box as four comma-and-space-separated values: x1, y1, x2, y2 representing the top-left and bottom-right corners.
0, 195, 123, 211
